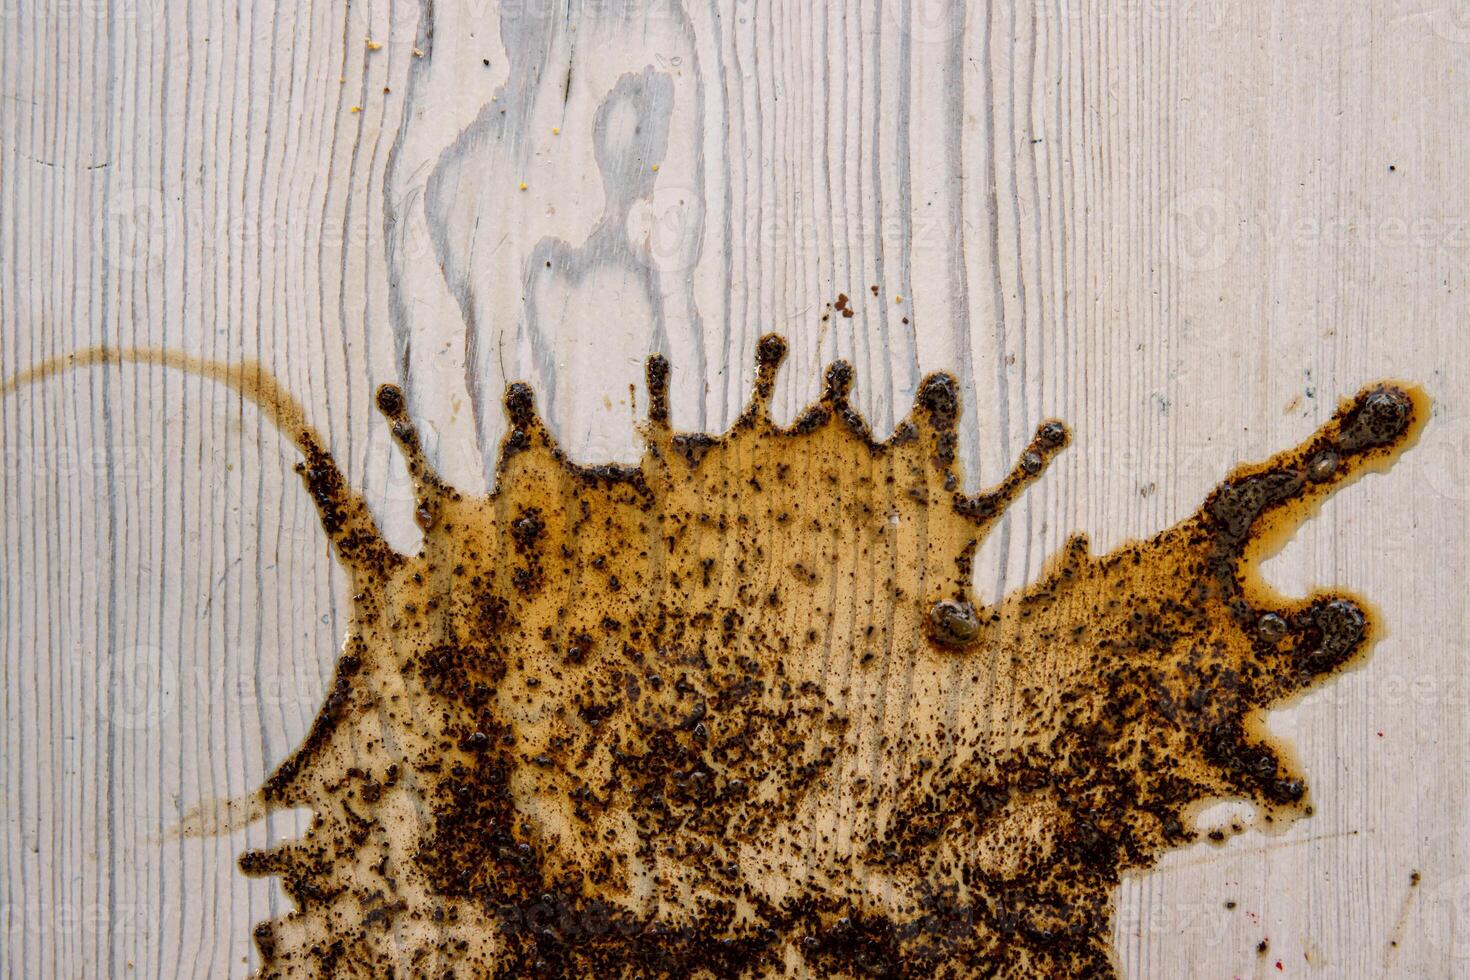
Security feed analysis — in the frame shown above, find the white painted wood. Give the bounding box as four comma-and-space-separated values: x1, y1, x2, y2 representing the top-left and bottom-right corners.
2, 0, 1467, 976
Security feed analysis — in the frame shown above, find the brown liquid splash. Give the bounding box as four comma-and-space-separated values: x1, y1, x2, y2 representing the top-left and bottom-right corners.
3, 341, 1428, 978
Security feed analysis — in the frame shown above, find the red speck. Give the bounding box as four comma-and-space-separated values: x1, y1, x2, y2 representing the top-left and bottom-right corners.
1275, 961, 1284, 971
1377, 730, 1384, 737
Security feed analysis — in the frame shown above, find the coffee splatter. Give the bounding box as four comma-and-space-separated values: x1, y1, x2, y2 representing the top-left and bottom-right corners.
3, 341, 1427, 978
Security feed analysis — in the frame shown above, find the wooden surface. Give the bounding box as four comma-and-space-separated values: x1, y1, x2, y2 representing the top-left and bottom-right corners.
2, 0, 1467, 976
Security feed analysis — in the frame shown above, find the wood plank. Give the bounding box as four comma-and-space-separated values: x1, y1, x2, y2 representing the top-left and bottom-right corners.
1, 0, 1466, 975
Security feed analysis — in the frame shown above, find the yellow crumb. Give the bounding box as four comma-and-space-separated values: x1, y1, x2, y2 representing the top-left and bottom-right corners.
412, 48, 424, 57
552, 127, 560, 135
519, 182, 528, 191
366, 39, 382, 51
350, 105, 362, 114
895, 295, 904, 303
652, 164, 660, 172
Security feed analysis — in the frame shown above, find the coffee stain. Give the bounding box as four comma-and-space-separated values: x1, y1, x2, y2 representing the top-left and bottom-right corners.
2, 340, 1428, 978
1382, 869, 1422, 969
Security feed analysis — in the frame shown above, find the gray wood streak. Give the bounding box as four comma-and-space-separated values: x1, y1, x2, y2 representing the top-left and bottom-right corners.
2, 0, 1467, 976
